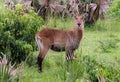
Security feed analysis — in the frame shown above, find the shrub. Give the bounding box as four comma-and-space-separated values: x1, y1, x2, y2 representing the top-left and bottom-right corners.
94, 0, 120, 31
0, 4, 44, 64
109, 0, 120, 19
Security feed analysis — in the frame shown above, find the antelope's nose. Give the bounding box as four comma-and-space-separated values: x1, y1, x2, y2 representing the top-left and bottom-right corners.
77, 23, 81, 27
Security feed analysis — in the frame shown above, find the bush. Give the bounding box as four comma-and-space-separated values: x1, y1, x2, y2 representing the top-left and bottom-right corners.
0, 4, 44, 64
109, 0, 120, 19
94, 0, 120, 31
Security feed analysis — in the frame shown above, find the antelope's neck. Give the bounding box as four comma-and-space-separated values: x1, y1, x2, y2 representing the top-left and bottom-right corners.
74, 28, 84, 41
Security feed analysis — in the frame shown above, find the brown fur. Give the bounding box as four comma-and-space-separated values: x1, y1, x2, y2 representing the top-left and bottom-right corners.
35, 15, 84, 71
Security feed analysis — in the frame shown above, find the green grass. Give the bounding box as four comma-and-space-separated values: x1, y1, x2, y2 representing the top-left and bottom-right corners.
0, 0, 120, 81
18, 17, 120, 82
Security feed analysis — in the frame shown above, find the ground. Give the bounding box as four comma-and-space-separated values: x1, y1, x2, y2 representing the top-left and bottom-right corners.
22, 26, 120, 82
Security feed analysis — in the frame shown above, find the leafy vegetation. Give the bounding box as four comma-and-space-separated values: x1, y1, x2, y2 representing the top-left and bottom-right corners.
0, 53, 18, 82
0, 0, 120, 82
0, 4, 43, 64
109, 0, 120, 18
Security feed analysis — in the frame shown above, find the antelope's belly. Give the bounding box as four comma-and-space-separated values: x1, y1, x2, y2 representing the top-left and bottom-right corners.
50, 44, 65, 52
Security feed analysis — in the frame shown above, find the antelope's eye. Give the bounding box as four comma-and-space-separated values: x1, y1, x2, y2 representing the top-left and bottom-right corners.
75, 17, 78, 20
81, 17, 84, 20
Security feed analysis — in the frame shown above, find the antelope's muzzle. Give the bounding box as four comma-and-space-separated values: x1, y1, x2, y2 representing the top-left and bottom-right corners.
77, 23, 81, 27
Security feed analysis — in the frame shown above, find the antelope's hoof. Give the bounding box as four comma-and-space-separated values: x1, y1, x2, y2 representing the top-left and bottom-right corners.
72, 55, 78, 59
38, 68, 42, 73
38, 69, 42, 73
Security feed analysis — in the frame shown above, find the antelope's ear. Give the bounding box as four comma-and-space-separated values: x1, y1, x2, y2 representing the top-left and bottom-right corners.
82, 12, 88, 20
69, 11, 77, 19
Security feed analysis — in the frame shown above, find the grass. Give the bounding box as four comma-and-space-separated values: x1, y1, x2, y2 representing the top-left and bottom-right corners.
19, 17, 120, 82
0, 0, 120, 81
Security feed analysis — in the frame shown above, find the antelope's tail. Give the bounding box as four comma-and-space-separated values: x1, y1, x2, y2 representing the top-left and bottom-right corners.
35, 36, 43, 51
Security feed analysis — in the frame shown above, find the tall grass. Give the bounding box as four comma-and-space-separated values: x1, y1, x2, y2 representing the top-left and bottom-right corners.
16, 11, 120, 81
0, 53, 18, 82
0, 0, 120, 82
18, 14, 120, 81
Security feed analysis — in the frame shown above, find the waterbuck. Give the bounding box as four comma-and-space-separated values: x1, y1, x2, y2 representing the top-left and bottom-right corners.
35, 13, 88, 72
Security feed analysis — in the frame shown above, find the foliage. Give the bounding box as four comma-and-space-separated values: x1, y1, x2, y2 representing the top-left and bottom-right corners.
83, 55, 120, 82
0, 53, 18, 82
109, 0, 120, 19
0, 0, 120, 82
66, 60, 86, 82
33, 0, 41, 12
80, 0, 97, 3
94, 0, 120, 31
0, 4, 44, 64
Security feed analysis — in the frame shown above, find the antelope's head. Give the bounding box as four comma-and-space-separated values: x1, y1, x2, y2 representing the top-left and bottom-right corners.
70, 12, 88, 30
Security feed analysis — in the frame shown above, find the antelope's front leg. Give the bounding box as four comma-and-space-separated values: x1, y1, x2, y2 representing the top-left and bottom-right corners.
66, 50, 76, 60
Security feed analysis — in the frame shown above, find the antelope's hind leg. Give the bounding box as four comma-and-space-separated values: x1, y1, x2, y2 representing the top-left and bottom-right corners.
36, 37, 49, 72
37, 47, 49, 72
